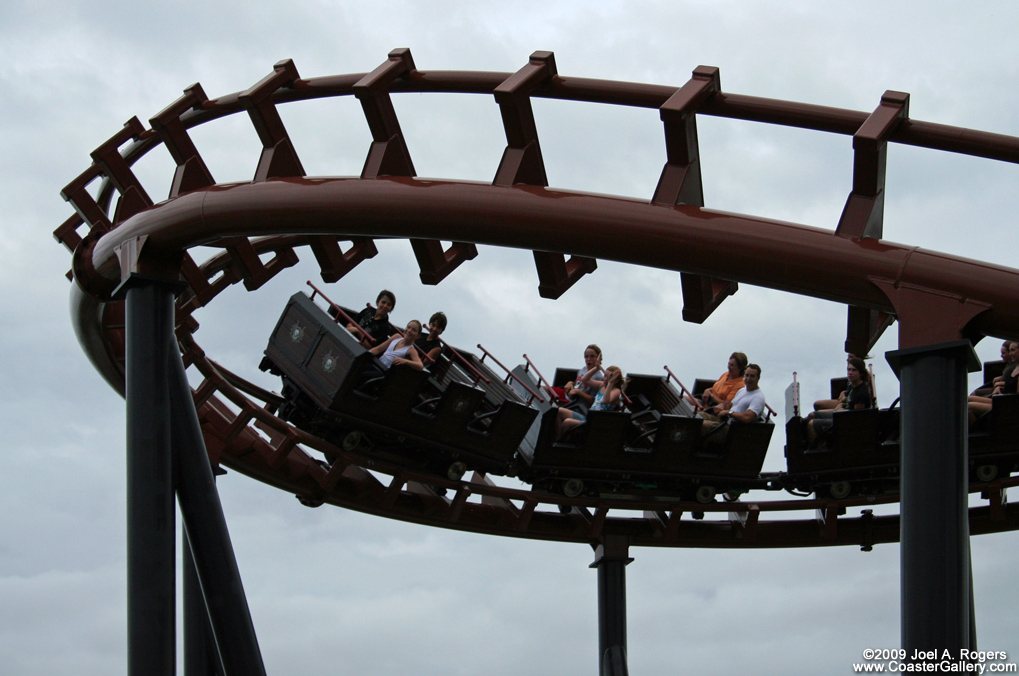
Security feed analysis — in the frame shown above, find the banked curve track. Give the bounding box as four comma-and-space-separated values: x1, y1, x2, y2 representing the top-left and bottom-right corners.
58, 49, 1019, 549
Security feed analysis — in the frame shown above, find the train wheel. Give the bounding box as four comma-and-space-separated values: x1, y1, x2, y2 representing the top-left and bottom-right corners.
695, 485, 716, 504
829, 481, 852, 499
447, 461, 468, 481
342, 430, 363, 451
975, 464, 999, 482
563, 478, 585, 498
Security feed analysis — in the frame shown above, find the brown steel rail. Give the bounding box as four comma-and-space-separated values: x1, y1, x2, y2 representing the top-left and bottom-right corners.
71, 176, 1019, 345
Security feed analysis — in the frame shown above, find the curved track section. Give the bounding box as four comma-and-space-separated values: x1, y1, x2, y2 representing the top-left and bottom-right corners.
57, 50, 1019, 549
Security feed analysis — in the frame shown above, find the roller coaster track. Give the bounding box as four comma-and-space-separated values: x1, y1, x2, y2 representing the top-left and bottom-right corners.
58, 49, 1019, 550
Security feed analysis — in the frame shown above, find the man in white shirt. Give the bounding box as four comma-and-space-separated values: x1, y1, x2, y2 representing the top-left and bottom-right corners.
702, 363, 766, 444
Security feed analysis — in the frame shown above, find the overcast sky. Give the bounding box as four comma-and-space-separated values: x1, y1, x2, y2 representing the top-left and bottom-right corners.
3, 1, 1019, 674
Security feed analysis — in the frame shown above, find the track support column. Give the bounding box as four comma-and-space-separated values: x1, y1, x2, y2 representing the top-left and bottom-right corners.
887, 340, 979, 660
169, 335, 267, 676
123, 278, 178, 676
591, 535, 632, 676
184, 532, 222, 676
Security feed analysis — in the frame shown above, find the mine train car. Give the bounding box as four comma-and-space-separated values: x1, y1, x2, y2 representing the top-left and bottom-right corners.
260, 292, 776, 502
784, 408, 901, 499
261, 291, 1019, 503
783, 363, 1019, 498
259, 292, 538, 480
510, 367, 774, 502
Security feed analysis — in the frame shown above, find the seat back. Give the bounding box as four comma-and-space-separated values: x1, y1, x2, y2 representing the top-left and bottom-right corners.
830, 376, 848, 400
553, 367, 578, 388
637, 415, 705, 474
373, 366, 432, 413
984, 360, 1008, 384
991, 393, 1019, 442
830, 407, 882, 454
529, 409, 632, 473
426, 381, 487, 440
691, 378, 715, 398
482, 400, 539, 440
718, 421, 774, 477
577, 410, 633, 466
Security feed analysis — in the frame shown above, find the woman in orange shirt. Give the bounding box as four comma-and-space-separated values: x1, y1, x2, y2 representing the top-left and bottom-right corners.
686, 352, 747, 419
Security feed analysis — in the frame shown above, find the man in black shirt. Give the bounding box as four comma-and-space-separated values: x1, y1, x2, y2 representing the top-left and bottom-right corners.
415, 311, 447, 365
346, 289, 396, 346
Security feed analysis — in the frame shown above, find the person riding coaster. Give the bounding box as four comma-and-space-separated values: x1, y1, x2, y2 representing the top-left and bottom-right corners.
806, 357, 872, 447
555, 364, 626, 441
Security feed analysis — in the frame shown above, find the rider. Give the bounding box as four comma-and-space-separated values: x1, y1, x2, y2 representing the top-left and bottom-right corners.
344, 289, 396, 346
701, 364, 766, 446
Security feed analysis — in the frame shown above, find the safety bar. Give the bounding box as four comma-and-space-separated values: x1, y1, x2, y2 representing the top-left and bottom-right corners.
791, 371, 799, 419
431, 335, 481, 378
521, 353, 558, 400
477, 344, 544, 404
435, 341, 491, 386
868, 362, 879, 407
305, 281, 378, 346
663, 365, 699, 408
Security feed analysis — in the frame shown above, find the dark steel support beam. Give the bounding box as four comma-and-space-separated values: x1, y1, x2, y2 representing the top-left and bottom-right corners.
90, 117, 154, 226
494, 51, 597, 298
355, 48, 476, 283
653, 65, 717, 208
150, 83, 216, 199
183, 532, 223, 676
970, 550, 978, 652
654, 66, 737, 325
168, 340, 268, 676
836, 91, 909, 240
240, 59, 305, 182
123, 279, 177, 676
845, 305, 894, 358
308, 236, 379, 284
887, 340, 979, 660
591, 535, 632, 676
355, 48, 417, 179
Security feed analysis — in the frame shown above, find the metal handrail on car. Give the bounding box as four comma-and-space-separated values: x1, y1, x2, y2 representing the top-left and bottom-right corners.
477, 344, 544, 405
521, 353, 560, 401
305, 281, 378, 346
438, 341, 491, 386
790, 371, 800, 419
663, 365, 699, 410
868, 362, 879, 408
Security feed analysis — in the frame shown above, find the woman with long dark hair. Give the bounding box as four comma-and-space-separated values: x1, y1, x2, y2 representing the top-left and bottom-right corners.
806, 357, 872, 446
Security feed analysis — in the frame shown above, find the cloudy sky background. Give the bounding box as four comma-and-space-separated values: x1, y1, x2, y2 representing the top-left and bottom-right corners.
3, 1, 1019, 674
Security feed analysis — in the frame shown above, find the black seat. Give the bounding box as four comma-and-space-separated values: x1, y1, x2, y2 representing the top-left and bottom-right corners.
418, 381, 487, 437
